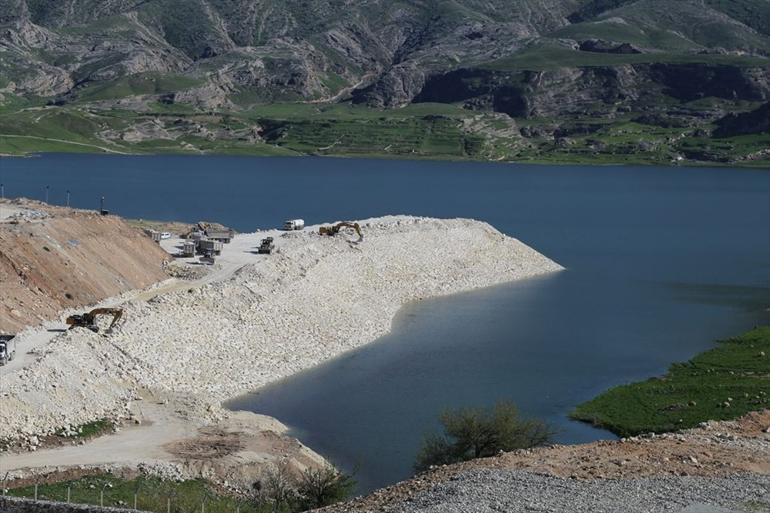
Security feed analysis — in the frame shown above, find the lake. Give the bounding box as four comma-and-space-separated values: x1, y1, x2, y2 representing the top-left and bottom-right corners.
2, 154, 770, 492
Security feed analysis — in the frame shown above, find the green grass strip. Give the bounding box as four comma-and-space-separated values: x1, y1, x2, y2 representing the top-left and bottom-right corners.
571, 326, 770, 437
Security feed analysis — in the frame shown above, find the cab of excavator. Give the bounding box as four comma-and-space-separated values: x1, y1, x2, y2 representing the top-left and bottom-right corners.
0, 335, 14, 360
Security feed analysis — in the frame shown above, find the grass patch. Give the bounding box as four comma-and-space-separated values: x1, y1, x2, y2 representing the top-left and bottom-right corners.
571, 326, 770, 437
55, 419, 113, 439
259, 115, 480, 158
6, 467, 356, 513
7, 474, 263, 513
75, 74, 203, 102
0, 136, 109, 155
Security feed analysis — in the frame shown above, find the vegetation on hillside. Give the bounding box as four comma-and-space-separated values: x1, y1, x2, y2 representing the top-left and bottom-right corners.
572, 326, 770, 437
2, 0, 770, 165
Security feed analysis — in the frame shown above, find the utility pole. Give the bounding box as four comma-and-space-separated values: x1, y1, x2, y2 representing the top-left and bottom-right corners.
66, 190, 71, 208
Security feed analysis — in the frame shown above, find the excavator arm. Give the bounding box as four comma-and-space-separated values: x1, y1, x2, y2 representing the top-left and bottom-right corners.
66, 308, 124, 333
90, 308, 123, 331
318, 222, 363, 241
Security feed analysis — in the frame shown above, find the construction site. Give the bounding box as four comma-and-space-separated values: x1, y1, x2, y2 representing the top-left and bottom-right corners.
0, 198, 563, 495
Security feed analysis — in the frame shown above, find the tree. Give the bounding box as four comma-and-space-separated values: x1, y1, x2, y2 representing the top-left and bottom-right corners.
296, 465, 356, 510
258, 464, 298, 512
255, 463, 355, 512
415, 401, 554, 472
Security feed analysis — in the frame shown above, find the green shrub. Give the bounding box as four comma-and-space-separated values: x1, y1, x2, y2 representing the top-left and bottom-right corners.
415, 401, 554, 472
258, 463, 355, 512
296, 466, 356, 510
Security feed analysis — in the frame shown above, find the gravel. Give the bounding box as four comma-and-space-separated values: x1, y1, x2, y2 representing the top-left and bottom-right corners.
392, 470, 770, 513
0, 216, 562, 442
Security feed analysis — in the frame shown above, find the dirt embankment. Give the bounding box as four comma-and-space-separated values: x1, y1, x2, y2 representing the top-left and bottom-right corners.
0, 199, 169, 333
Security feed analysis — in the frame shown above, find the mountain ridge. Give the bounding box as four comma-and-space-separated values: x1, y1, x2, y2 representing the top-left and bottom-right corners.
1, 0, 769, 165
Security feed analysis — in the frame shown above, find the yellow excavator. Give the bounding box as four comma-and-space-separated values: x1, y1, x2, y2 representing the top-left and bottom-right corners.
319, 222, 364, 242
66, 308, 124, 333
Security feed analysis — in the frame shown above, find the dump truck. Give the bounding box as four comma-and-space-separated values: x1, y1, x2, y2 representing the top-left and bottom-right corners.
182, 241, 196, 258
206, 230, 233, 243
198, 239, 223, 256
283, 219, 305, 231
258, 237, 275, 254
0, 335, 16, 366
145, 229, 162, 243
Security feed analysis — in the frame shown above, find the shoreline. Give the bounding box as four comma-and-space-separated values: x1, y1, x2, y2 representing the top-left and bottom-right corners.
2, 147, 769, 170
0, 215, 562, 488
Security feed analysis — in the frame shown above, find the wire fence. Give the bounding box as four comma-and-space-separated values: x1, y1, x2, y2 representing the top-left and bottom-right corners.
3, 485, 261, 513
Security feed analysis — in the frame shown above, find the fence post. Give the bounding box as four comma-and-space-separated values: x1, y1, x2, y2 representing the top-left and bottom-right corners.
100, 489, 104, 507
167, 497, 171, 513
34, 484, 38, 501
133, 493, 137, 510
67, 487, 71, 503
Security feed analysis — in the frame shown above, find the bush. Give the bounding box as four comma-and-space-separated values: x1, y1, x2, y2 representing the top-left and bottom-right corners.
259, 465, 298, 511
258, 463, 355, 512
415, 401, 554, 472
296, 466, 356, 510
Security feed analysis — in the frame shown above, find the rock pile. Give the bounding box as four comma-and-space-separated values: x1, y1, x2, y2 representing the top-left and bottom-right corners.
0, 216, 562, 442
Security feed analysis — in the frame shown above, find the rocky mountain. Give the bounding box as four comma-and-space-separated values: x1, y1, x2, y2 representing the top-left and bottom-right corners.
1, 0, 769, 164
1, 0, 768, 107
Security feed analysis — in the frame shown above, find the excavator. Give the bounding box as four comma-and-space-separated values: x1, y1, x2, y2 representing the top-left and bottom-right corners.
66, 308, 124, 334
319, 222, 364, 242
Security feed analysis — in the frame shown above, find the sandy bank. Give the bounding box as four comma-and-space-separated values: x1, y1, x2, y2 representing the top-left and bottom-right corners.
0, 215, 562, 444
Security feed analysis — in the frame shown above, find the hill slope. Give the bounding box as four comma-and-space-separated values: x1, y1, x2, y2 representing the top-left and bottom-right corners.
0, 199, 168, 332
1, 0, 769, 165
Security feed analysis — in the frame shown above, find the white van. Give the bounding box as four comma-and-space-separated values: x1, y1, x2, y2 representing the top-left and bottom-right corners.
283, 219, 305, 231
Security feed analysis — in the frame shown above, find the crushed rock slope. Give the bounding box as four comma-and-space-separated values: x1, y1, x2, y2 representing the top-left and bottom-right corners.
0, 216, 562, 441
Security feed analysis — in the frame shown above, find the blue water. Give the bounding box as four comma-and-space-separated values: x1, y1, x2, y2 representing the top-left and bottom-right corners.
3, 154, 770, 492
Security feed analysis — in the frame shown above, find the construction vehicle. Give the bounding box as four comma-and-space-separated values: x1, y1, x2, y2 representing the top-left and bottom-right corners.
319, 222, 364, 241
283, 219, 305, 231
199, 252, 216, 265
258, 237, 275, 254
0, 335, 16, 366
198, 239, 223, 256
66, 308, 124, 333
181, 241, 197, 258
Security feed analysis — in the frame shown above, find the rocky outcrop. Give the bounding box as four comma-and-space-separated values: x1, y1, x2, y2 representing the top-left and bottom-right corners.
714, 101, 770, 137
648, 64, 770, 102
414, 64, 770, 119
